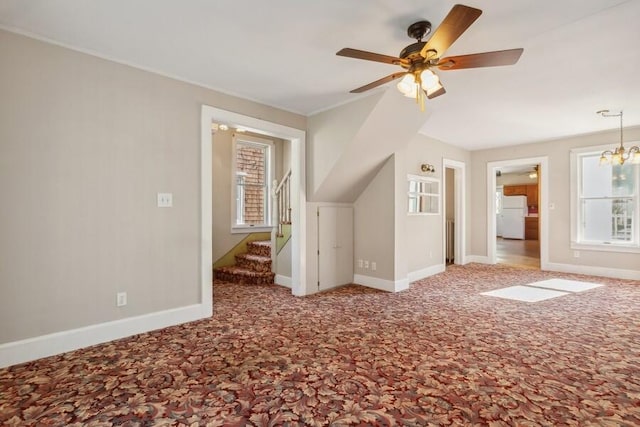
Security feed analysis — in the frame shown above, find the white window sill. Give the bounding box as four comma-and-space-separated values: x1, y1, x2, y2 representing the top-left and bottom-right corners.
231, 225, 274, 234
571, 242, 640, 254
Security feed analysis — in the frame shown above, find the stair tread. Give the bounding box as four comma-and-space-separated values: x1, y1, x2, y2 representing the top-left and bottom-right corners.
215, 266, 274, 276
236, 253, 271, 262
215, 240, 274, 284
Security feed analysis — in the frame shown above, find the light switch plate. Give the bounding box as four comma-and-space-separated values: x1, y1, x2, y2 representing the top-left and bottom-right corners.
116, 292, 127, 307
157, 193, 173, 207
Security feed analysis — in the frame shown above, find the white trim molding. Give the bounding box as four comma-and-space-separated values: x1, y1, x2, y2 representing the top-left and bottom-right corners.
465, 255, 491, 264
203, 105, 307, 296
442, 158, 467, 265
0, 304, 208, 369
408, 264, 446, 282
570, 143, 640, 252
545, 262, 640, 281
353, 274, 409, 293
486, 156, 550, 269
275, 274, 292, 288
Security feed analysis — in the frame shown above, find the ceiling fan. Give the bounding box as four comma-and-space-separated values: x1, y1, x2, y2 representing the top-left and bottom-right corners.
336, 4, 523, 109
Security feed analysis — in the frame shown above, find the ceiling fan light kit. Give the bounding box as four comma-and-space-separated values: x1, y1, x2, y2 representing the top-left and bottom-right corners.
336, 4, 524, 111
397, 70, 441, 110
597, 110, 640, 165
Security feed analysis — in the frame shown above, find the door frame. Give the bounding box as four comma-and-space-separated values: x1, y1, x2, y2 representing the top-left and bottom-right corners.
486, 156, 549, 268
202, 105, 307, 296
442, 158, 466, 265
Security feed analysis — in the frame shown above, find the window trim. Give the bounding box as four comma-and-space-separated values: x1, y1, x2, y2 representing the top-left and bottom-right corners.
570, 143, 640, 253
231, 133, 274, 234
407, 174, 440, 215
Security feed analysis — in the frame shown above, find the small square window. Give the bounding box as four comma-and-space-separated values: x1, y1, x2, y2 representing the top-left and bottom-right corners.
407, 175, 440, 215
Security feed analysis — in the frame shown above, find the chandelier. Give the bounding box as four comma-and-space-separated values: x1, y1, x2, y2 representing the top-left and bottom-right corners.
598, 109, 640, 165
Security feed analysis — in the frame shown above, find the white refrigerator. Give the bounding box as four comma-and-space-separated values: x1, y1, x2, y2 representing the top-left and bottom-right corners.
501, 195, 527, 239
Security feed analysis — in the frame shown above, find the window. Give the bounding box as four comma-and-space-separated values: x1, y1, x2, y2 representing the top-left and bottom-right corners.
408, 175, 440, 215
232, 134, 273, 232
571, 145, 640, 251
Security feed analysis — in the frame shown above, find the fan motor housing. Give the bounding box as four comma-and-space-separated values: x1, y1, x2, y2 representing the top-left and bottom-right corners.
400, 21, 434, 66
399, 42, 427, 63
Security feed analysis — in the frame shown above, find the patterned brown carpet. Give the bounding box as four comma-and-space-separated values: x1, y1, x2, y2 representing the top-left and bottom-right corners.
1, 264, 639, 426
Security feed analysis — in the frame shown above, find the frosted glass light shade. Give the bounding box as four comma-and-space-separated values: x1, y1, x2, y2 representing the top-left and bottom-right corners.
420, 69, 440, 90
397, 74, 416, 95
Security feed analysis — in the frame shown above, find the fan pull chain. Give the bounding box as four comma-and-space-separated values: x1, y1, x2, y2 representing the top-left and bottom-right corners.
415, 73, 425, 112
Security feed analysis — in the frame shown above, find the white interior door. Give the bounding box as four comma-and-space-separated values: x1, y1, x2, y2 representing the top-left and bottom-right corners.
318, 206, 353, 291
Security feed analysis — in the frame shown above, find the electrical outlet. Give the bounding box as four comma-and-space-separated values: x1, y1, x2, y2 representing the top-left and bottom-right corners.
116, 292, 127, 307
371, 262, 377, 271
357, 259, 363, 268
364, 260, 369, 269
157, 193, 173, 207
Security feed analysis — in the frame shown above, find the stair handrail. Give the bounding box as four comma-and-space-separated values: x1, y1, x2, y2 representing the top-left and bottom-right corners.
273, 169, 292, 236
274, 169, 291, 195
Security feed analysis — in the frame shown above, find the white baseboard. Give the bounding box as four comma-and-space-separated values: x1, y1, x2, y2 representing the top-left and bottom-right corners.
353, 274, 409, 293
466, 255, 491, 264
0, 303, 211, 369
462, 256, 639, 280
275, 274, 292, 288
408, 264, 446, 282
544, 262, 640, 280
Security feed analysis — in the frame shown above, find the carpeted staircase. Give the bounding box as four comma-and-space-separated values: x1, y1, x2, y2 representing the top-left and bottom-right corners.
214, 240, 275, 285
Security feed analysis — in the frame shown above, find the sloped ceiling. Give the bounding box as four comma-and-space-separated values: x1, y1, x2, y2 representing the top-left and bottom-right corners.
0, 0, 638, 149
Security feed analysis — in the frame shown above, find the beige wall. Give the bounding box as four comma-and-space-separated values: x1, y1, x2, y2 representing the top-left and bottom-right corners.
307, 90, 426, 203
0, 29, 305, 344
307, 93, 382, 199
276, 238, 292, 278
354, 156, 396, 280
470, 128, 640, 271
352, 132, 471, 285
401, 134, 471, 275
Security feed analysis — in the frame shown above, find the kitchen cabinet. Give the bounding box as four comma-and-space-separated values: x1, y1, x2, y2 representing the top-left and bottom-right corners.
525, 216, 539, 240
503, 185, 527, 197
504, 184, 538, 209
526, 185, 538, 208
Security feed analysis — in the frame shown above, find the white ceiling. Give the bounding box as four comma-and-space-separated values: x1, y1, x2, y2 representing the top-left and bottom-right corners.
1, 0, 639, 150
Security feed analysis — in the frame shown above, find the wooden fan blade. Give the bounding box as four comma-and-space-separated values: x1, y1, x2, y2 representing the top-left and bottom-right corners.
420, 4, 482, 59
437, 48, 523, 70
426, 83, 446, 99
350, 72, 407, 93
337, 48, 407, 66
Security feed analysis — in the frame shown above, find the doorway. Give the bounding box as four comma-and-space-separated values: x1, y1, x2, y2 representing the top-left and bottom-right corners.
202, 106, 308, 296
487, 157, 549, 269
442, 159, 466, 266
